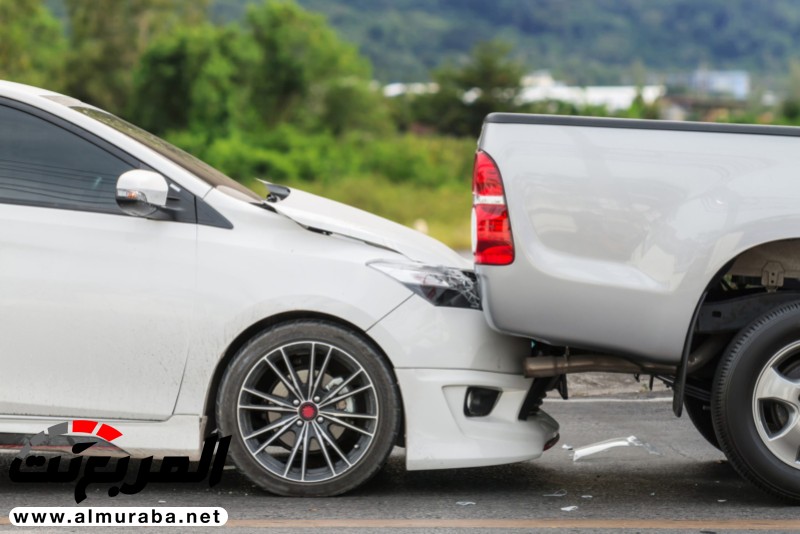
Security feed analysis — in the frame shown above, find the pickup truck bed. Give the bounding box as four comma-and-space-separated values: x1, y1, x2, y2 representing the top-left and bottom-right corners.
477, 113, 800, 364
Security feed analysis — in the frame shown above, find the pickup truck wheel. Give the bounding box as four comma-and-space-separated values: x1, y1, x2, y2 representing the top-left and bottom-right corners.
216, 320, 401, 497
683, 396, 719, 450
711, 303, 800, 502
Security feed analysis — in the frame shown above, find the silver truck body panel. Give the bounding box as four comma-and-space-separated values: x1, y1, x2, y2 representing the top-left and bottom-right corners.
478, 116, 800, 363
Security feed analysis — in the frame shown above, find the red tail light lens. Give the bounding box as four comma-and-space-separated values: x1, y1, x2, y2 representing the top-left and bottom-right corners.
473, 151, 504, 196
472, 151, 514, 265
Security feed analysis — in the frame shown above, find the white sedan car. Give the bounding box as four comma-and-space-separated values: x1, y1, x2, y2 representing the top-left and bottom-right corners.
0, 81, 558, 496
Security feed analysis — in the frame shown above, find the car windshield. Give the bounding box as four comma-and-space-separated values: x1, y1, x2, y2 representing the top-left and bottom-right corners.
71, 106, 263, 202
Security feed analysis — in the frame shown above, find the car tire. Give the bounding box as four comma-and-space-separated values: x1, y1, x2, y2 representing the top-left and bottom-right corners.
216, 320, 401, 496
684, 396, 720, 450
711, 303, 800, 502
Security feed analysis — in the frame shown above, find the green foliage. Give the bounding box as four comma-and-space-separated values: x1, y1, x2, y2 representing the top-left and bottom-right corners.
403, 40, 527, 136
242, 1, 388, 135
129, 1, 391, 140
0, 0, 65, 88
166, 125, 474, 187
780, 61, 800, 124
620, 93, 660, 120
64, 0, 208, 112
131, 24, 244, 136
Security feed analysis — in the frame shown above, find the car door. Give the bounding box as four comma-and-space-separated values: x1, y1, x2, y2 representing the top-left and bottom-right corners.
0, 101, 197, 420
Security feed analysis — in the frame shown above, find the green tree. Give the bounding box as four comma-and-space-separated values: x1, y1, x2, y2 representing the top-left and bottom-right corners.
64, 0, 208, 113
415, 40, 526, 136
780, 60, 800, 123
620, 93, 660, 120
0, 0, 65, 88
130, 24, 245, 136
242, 0, 391, 135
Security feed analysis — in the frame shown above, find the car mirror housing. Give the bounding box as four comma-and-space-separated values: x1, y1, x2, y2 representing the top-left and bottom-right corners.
116, 170, 169, 217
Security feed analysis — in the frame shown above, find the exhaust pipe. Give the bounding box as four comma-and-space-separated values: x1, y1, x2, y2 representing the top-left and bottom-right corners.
524, 355, 676, 378
523, 335, 728, 378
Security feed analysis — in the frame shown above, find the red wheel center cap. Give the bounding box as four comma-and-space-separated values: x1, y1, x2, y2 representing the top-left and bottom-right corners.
299, 402, 318, 421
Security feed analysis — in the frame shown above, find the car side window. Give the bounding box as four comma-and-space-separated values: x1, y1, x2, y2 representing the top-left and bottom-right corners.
0, 104, 134, 214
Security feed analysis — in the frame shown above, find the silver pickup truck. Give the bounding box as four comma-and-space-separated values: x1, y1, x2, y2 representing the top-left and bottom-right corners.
474, 113, 800, 501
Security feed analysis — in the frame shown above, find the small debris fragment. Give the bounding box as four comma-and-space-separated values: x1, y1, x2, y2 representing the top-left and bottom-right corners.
561, 444, 573, 450
650, 492, 656, 496
717, 499, 727, 503
223, 465, 236, 471
560, 506, 579, 512
572, 435, 661, 461
158, 500, 166, 504
456, 501, 475, 506
581, 495, 593, 499
543, 489, 568, 497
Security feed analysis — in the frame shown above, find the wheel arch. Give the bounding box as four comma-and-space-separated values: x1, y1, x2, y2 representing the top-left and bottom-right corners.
202, 311, 404, 441
675, 238, 800, 414
691, 237, 800, 334
690, 237, 800, 342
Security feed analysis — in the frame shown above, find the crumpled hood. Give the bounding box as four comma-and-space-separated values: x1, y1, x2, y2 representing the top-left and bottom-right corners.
269, 187, 471, 269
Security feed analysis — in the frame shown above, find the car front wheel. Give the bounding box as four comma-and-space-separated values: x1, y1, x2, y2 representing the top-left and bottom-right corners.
217, 320, 401, 496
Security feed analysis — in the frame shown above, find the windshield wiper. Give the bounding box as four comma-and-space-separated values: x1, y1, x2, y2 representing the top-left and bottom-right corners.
256, 179, 291, 202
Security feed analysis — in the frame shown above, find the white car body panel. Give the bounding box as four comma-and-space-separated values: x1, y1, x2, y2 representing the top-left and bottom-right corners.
478, 115, 800, 363
0, 203, 195, 419
367, 296, 529, 373
270, 187, 470, 268
0, 82, 557, 471
173, 189, 414, 416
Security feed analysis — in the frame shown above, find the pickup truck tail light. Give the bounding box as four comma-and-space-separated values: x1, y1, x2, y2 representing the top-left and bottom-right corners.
472, 150, 514, 265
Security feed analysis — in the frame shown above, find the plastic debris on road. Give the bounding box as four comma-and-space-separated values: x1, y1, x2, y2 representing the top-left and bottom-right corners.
560, 506, 579, 512
543, 489, 568, 497
572, 435, 661, 461
561, 444, 573, 450
581, 495, 593, 499
456, 501, 475, 506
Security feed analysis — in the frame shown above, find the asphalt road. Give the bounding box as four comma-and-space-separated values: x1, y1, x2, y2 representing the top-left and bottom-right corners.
0, 389, 797, 533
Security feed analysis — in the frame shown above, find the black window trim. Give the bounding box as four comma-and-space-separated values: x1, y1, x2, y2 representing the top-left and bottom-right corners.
0, 96, 232, 229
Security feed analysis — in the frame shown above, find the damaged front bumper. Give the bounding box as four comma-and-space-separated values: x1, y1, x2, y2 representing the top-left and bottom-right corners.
368, 295, 560, 470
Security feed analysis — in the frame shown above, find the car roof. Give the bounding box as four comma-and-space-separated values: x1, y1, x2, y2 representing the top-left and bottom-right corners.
0, 80, 85, 107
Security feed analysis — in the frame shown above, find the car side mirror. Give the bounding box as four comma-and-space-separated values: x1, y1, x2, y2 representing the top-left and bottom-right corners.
116, 170, 169, 217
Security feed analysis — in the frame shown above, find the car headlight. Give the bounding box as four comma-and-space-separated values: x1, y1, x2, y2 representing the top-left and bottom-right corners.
368, 261, 481, 310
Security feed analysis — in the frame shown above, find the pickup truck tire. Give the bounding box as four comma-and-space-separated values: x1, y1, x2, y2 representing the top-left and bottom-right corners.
683, 397, 719, 450
711, 303, 800, 502
216, 320, 402, 497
